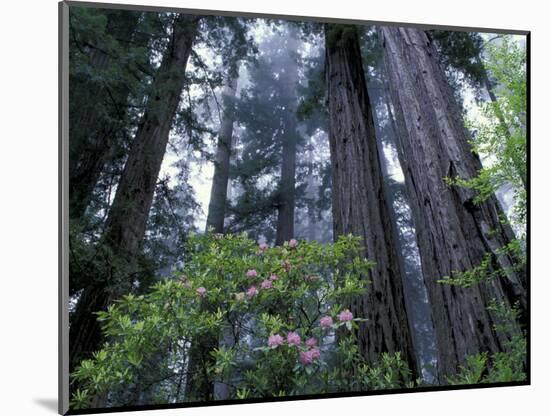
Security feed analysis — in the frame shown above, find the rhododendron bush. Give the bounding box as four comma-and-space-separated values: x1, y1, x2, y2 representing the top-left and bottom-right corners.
70, 233, 412, 409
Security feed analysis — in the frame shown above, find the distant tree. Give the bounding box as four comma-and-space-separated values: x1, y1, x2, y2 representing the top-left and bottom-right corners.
295, 37, 333, 244
205, 68, 239, 233
274, 32, 300, 245
228, 24, 303, 245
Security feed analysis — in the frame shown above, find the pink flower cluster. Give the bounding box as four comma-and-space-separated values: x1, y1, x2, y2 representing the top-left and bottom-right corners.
320, 316, 333, 328
317, 310, 353, 327
265, 331, 302, 348
286, 331, 301, 346
196, 287, 207, 298
300, 337, 321, 366
338, 309, 353, 322
288, 239, 298, 248
259, 242, 269, 251
268, 334, 285, 347
246, 286, 258, 297
244, 269, 279, 296
299, 347, 321, 365
305, 337, 317, 348
266, 332, 322, 365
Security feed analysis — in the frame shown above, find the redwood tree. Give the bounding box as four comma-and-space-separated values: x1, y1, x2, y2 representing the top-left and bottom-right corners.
378, 26, 525, 379
325, 24, 417, 372
69, 14, 200, 372
275, 34, 299, 246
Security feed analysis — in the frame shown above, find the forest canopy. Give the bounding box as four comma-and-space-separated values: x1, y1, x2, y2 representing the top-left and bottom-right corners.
65, 5, 528, 411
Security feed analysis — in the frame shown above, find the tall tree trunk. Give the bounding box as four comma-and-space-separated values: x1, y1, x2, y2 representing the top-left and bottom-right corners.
69, 15, 199, 373
205, 72, 238, 233
191, 70, 240, 402
275, 127, 297, 245
379, 26, 525, 379
306, 145, 317, 241
369, 73, 439, 382
275, 36, 299, 246
69, 10, 141, 224
325, 24, 417, 373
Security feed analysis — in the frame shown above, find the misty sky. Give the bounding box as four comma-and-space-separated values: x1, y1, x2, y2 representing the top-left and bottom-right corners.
157, 25, 525, 233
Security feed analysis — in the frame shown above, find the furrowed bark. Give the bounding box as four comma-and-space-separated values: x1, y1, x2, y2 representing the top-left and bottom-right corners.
379, 26, 525, 379
325, 24, 417, 374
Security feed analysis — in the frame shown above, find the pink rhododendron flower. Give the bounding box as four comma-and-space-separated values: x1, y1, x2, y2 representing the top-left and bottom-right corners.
338, 309, 353, 322
259, 242, 269, 251
320, 316, 333, 328
267, 334, 284, 347
270, 273, 278, 281
286, 331, 301, 346
196, 287, 207, 297
299, 348, 320, 365
299, 350, 313, 365
305, 337, 317, 348
288, 238, 298, 248
246, 269, 258, 278
260, 279, 273, 289
246, 286, 258, 297
309, 347, 321, 360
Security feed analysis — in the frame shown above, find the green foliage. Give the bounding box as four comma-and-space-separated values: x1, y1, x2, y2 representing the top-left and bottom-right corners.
446, 353, 488, 385
429, 31, 485, 89
228, 25, 307, 241
325, 24, 359, 49
436, 240, 526, 385
68, 8, 258, 301
329, 340, 412, 392
449, 36, 527, 232
448, 300, 526, 385
296, 58, 326, 124
437, 240, 525, 288
70, 233, 411, 408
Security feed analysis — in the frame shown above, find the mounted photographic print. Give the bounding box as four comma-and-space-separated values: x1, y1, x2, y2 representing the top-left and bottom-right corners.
58, 1, 530, 414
